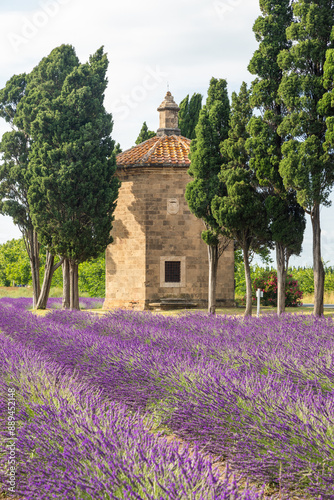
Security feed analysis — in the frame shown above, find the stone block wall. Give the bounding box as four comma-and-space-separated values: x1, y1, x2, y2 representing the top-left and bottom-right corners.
103, 166, 235, 310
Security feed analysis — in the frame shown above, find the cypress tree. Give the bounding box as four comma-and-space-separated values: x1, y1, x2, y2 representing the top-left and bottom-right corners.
178, 93, 202, 139
135, 121, 155, 144
27, 46, 119, 310
185, 78, 231, 314
278, 0, 334, 316
212, 83, 270, 317
114, 143, 122, 154
0, 119, 42, 305
0, 57, 80, 308
11, 45, 81, 309
247, 0, 306, 315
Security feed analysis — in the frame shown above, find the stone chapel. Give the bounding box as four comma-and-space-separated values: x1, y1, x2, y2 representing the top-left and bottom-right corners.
103, 91, 235, 310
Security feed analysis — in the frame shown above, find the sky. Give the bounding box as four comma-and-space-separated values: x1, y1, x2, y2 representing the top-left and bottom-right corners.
0, 0, 333, 267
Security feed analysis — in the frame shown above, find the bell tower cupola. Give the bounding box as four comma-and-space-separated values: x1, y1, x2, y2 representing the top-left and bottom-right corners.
156, 91, 181, 137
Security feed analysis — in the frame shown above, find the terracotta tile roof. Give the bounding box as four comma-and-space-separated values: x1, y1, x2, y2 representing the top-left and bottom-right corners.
116, 135, 191, 168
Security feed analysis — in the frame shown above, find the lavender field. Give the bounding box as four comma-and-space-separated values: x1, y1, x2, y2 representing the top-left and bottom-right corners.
0, 299, 333, 499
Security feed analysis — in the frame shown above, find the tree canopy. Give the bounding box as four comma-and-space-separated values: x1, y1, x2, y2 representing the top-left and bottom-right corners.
178, 93, 202, 139
24, 45, 119, 308
0, 238, 31, 286
135, 121, 155, 144
185, 78, 231, 313
277, 0, 334, 315
212, 82, 269, 316
185, 78, 230, 246
247, 0, 306, 314
0, 72, 43, 305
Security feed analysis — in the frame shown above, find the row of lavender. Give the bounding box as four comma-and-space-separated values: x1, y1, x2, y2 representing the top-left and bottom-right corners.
0, 299, 271, 499
0, 333, 260, 499
1, 299, 334, 497
0, 296, 104, 310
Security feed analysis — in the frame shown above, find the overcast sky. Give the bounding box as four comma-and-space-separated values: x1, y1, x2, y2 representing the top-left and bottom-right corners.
0, 0, 333, 267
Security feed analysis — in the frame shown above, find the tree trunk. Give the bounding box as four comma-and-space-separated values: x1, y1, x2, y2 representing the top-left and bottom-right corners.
311, 204, 324, 316
208, 244, 219, 314
62, 258, 70, 309
24, 229, 40, 308
69, 260, 80, 310
276, 242, 287, 316
243, 245, 252, 317
36, 252, 64, 309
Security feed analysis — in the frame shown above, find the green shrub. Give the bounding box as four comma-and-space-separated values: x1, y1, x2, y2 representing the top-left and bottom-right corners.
288, 267, 314, 295
78, 254, 105, 297
0, 239, 31, 286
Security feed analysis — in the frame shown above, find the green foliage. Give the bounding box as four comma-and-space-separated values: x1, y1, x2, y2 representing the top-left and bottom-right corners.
185, 78, 230, 243
114, 143, 122, 154
235, 260, 273, 296
201, 230, 219, 247
0, 130, 31, 230
324, 269, 334, 292
277, 1, 334, 212
320, 49, 334, 162
50, 264, 63, 289
289, 267, 315, 295
234, 249, 243, 273
48, 252, 106, 297
213, 83, 269, 250
178, 93, 202, 139
78, 254, 105, 297
0, 239, 31, 286
234, 259, 248, 296
248, 0, 292, 111
0, 237, 105, 296
135, 122, 155, 144
235, 261, 334, 298
264, 193, 305, 256
289, 264, 334, 295
247, 0, 305, 259
0, 74, 33, 234
275, 0, 334, 313
25, 45, 119, 264
252, 271, 303, 307
212, 83, 272, 315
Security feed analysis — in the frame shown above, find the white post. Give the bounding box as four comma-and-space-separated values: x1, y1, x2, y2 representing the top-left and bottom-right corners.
256, 288, 263, 318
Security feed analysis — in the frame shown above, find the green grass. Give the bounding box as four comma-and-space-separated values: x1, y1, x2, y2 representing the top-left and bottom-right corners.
0, 286, 64, 299
0, 286, 96, 300
152, 305, 334, 317
1, 287, 333, 318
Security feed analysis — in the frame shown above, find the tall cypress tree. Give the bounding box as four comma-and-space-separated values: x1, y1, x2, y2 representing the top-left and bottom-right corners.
0, 49, 78, 308
178, 93, 202, 139
247, 0, 306, 315
0, 119, 41, 305
27, 46, 119, 310
185, 78, 231, 314
278, 0, 334, 316
212, 83, 270, 317
10, 45, 81, 309
135, 121, 155, 144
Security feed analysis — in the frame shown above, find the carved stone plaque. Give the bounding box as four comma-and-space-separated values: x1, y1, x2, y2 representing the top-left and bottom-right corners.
167, 198, 179, 214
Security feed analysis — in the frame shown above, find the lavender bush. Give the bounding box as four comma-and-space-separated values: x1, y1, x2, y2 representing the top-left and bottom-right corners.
0, 300, 333, 498
0, 325, 267, 499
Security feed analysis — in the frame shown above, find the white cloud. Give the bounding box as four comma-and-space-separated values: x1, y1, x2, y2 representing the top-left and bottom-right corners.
0, 216, 21, 244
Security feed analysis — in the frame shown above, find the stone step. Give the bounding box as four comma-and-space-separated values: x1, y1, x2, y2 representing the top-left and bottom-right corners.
148, 300, 198, 311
